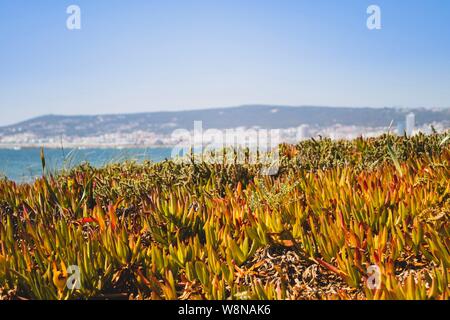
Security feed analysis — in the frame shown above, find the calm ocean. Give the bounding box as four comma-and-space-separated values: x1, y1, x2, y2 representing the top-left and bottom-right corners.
0, 147, 173, 182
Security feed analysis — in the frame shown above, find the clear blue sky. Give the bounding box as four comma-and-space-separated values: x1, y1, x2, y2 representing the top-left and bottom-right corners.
0, 0, 449, 125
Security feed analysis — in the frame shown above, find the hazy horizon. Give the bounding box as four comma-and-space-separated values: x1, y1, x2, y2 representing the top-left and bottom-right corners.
3, 104, 448, 127
1, 0, 450, 126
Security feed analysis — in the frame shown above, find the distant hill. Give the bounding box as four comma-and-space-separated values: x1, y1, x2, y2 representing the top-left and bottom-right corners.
0, 105, 449, 139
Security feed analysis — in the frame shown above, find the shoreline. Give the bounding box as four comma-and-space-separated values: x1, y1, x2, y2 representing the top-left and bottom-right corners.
0, 144, 175, 150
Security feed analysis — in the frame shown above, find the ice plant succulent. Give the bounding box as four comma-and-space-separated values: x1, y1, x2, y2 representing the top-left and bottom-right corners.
0, 132, 448, 300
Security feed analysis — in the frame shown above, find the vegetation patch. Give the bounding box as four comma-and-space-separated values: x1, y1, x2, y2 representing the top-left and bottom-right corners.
0, 133, 449, 300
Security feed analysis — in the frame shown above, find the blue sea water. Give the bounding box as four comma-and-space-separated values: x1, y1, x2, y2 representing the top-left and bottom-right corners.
0, 147, 173, 182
